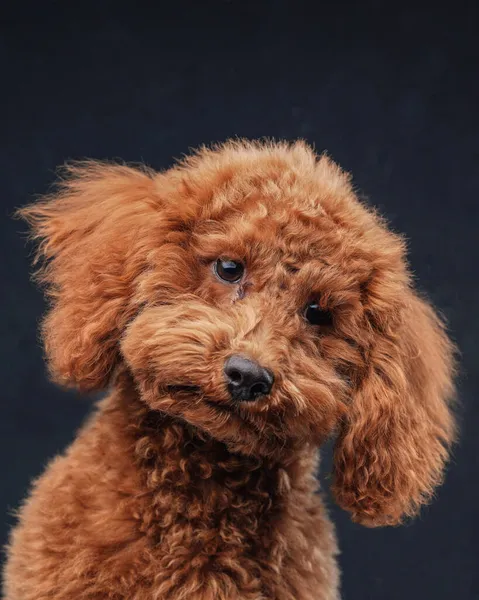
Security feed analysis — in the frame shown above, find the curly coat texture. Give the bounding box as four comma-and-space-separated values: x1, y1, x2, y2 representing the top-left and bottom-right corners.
4, 140, 456, 599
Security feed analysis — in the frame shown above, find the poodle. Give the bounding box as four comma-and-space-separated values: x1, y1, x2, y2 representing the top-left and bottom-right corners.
4, 140, 456, 600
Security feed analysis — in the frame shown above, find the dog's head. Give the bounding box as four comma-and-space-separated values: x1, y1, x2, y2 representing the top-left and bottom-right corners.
20, 140, 456, 526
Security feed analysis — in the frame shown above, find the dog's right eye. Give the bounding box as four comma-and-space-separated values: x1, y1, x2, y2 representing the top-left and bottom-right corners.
214, 258, 245, 284
303, 301, 334, 327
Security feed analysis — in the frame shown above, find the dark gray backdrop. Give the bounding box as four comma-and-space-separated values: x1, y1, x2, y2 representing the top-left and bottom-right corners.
2, 1, 478, 598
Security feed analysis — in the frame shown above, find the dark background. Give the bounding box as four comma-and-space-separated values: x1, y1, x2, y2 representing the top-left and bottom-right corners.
1, 1, 478, 598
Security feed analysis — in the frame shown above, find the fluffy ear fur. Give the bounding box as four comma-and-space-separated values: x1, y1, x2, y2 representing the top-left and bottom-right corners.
332, 290, 456, 526
17, 162, 162, 391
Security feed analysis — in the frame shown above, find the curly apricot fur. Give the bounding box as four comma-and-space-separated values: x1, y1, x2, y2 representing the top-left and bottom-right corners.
4, 140, 456, 599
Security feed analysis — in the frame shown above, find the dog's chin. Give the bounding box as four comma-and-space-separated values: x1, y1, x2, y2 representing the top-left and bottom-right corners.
153, 383, 286, 457
142, 381, 328, 458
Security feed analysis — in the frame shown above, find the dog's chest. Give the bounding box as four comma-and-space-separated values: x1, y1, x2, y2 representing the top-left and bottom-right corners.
126, 445, 336, 599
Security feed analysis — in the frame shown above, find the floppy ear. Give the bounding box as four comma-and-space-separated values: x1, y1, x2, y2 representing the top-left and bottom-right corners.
18, 161, 163, 391
332, 289, 456, 526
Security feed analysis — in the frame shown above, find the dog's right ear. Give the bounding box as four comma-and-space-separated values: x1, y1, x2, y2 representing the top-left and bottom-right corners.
17, 161, 167, 391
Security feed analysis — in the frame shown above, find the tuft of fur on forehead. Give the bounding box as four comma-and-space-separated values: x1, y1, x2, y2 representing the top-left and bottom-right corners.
160, 139, 365, 223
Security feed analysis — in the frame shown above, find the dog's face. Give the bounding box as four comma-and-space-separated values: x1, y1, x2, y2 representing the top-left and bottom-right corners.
121, 183, 357, 458
21, 141, 456, 526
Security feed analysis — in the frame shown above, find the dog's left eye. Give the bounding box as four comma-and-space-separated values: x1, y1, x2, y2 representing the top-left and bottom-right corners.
214, 258, 245, 283
303, 302, 333, 327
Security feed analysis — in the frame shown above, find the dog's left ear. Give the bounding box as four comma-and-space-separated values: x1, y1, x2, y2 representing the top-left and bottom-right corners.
332, 289, 456, 526
18, 162, 167, 391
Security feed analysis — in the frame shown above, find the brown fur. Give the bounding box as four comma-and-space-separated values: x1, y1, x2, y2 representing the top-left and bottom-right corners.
4, 140, 456, 599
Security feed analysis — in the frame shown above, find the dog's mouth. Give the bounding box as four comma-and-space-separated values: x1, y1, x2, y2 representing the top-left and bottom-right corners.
166, 384, 202, 396
165, 384, 236, 414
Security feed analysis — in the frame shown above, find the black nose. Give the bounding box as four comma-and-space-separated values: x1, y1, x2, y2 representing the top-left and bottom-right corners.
224, 355, 274, 402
